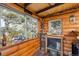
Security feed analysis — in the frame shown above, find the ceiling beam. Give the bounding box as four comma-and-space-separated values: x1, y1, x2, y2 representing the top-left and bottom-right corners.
43, 6, 79, 18
15, 3, 32, 15
15, 3, 42, 18
36, 3, 64, 14
24, 3, 31, 8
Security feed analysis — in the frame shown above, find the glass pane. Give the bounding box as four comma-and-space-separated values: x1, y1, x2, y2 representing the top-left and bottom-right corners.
26, 16, 38, 39
48, 20, 62, 35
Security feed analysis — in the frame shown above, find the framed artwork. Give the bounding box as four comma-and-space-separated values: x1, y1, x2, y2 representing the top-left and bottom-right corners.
69, 15, 76, 24
48, 19, 62, 35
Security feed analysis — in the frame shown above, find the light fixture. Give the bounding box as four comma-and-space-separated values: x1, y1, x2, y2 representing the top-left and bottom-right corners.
69, 15, 76, 24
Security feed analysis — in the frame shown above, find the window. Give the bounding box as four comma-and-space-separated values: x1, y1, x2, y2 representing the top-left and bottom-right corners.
26, 15, 38, 39
0, 5, 38, 47
48, 19, 62, 35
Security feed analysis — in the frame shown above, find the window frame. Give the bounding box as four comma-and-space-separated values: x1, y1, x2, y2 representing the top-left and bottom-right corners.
48, 19, 62, 35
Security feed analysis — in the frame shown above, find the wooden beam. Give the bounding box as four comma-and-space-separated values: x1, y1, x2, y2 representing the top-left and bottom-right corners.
24, 3, 31, 8
15, 3, 42, 18
24, 3, 32, 13
3, 3, 25, 14
15, 3, 32, 15
36, 3, 64, 14
43, 6, 79, 18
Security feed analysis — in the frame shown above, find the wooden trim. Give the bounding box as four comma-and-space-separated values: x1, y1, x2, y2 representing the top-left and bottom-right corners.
36, 3, 64, 14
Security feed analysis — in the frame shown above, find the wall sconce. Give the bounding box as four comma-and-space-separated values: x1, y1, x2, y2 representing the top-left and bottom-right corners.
69, 15, 76, 24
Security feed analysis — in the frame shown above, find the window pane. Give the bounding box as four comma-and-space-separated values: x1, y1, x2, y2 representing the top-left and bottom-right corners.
26, 16, 38, 39
48, 20, 62, 35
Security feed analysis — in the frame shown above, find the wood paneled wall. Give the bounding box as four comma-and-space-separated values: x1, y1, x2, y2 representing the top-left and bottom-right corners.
63, 35, 77, 55
44, 10, 79, 55
0, 38, 40, 56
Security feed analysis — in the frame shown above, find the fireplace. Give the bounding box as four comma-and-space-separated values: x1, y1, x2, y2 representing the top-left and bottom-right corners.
47, 37, 63, 56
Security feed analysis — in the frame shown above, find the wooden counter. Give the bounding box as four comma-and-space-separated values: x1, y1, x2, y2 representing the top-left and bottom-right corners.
0, 38, 40, 56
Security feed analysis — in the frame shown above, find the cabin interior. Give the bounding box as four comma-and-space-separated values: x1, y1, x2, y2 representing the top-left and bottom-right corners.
0, 3, 79, 56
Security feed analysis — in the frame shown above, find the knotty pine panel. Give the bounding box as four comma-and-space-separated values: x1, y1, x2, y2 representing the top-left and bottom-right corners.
0, 38, 40, 56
